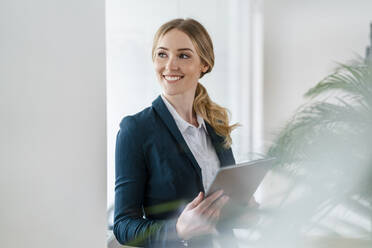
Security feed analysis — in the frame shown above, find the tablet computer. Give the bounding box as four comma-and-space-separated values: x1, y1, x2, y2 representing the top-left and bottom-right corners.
206, 158, 275, 206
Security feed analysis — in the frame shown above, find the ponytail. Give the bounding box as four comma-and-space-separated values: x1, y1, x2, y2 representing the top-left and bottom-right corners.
193, 83, 238, 148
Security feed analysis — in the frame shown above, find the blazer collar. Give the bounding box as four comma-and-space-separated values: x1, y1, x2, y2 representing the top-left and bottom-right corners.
152, 95, 230, 169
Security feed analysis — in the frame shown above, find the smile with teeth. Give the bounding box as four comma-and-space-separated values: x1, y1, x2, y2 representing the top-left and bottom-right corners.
163, 75, 184, 82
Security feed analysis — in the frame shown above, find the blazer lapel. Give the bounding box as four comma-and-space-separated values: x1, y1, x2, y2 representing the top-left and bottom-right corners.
205, 122, 225, 165
205, 122, 236, 168
152, 96, 203, 182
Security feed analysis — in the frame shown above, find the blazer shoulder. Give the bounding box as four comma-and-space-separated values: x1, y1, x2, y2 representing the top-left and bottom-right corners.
119, 106, 156, 133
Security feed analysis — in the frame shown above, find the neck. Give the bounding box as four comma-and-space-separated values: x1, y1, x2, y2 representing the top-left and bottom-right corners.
163, 90, 198, 126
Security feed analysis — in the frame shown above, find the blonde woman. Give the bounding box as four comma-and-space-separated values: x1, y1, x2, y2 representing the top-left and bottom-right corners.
114, 18, 239, 247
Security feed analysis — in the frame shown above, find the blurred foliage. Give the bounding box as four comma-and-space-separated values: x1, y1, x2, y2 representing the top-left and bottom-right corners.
244, 60, 372, 247
268, 60, 372, 199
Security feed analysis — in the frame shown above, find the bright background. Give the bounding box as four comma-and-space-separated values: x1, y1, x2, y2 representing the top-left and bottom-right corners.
1, 0, 371, 247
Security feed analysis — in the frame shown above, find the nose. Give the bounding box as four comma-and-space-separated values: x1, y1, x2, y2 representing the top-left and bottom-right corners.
165, 55, 179, 71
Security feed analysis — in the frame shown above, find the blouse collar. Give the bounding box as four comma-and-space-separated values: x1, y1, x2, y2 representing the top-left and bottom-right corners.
161, 94, 208, 134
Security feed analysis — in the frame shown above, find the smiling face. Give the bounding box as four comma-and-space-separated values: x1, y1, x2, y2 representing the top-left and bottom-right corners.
153, 29, 208, 98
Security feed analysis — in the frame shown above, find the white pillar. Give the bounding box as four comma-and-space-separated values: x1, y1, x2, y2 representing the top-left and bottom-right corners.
0, 0, 107, 247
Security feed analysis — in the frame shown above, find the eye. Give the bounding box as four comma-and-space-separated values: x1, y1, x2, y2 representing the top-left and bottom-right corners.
179, 53, 190, 59
157, 52, 167, 58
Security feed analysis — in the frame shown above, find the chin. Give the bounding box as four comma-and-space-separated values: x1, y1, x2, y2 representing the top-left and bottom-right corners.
162, 90, 182, 96
160, 84, 181, 96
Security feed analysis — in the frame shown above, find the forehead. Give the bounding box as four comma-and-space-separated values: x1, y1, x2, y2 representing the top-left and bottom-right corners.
157, 29, 196, 51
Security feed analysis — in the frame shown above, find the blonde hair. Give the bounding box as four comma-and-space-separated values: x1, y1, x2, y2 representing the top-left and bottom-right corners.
152, 18, 238, 148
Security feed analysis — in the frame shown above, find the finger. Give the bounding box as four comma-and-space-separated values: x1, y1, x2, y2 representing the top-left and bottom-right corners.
196, 190, 224, 213
201, 207, 216, 221
204, 195, 229, 220
212, 195, 229, 212
202, 195, 229, 221
208, 208, 221, 223
205, 210, 220, 230
185, 192, 204, 210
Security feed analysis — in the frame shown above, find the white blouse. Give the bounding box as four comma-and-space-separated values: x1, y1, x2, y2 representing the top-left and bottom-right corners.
161, 94, 220, 190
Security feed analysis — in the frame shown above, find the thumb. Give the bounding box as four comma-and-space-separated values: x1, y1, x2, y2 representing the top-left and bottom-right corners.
186, 192, 204, 210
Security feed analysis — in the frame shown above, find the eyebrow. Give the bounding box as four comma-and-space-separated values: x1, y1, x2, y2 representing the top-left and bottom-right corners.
156, 47, 194, 53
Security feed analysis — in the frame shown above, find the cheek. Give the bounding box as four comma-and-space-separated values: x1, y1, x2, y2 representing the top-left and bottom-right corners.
153, 64, 162, 83
186, 65, 201, 78
183, 60, 202, 77
153, 60, 164, 73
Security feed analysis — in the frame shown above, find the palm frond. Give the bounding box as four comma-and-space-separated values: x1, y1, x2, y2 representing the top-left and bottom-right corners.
304, 63, 372, 104
268, 100, 369, 166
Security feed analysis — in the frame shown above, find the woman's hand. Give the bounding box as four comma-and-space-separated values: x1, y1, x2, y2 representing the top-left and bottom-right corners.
176, 190, 229, 240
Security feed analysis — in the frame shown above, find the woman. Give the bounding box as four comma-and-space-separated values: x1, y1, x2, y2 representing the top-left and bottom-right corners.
114, 18, 239, 247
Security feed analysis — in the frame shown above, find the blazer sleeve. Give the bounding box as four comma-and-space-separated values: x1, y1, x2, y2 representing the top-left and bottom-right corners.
113, 116, 182, 247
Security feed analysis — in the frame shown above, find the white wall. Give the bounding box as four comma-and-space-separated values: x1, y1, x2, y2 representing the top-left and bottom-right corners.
263, 0, 372, 146
0, 0, 106, 247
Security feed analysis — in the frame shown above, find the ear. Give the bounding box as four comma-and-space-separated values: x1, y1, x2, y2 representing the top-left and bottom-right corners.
201, 64, 209, 73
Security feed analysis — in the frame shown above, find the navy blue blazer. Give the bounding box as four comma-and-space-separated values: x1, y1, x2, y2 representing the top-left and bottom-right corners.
113, 96, 235, 247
